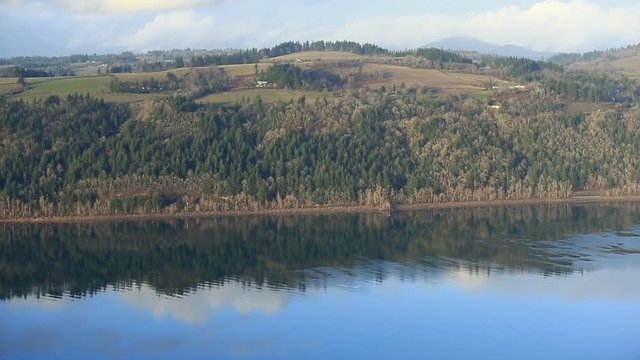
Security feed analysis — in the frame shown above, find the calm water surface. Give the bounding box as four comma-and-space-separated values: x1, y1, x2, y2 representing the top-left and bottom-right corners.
1, 204, 640, 359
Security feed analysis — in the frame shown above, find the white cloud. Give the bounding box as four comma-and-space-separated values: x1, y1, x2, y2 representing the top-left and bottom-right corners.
105, 11, 216, 51
331, 0, 640, 52
444, 260, 640, 300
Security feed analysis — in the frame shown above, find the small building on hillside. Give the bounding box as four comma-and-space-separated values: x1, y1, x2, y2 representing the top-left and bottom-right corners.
256, 81, 268, 88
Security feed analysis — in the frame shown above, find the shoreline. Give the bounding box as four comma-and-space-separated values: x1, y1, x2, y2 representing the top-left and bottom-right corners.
3, 194, 640, 224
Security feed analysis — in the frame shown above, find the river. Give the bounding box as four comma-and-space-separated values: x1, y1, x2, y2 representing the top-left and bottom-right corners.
1, 203, 639, 359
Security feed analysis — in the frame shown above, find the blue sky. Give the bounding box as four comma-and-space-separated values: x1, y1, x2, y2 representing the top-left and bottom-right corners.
1, 0, 639, 57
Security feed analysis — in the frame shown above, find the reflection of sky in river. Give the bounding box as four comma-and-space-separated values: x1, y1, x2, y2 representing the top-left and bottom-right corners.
3, 246, 640, 360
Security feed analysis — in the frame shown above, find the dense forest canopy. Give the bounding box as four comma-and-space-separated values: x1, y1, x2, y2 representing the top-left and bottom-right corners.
542, 72, 638, 104
487, 57, 563, 81
1, 86, 640, 218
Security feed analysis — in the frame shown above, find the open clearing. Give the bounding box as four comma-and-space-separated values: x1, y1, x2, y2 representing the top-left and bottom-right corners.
358, 64, 494, 93
198, 89, 329, 104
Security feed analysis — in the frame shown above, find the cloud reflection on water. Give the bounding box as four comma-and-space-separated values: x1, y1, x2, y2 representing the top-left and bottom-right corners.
118, 281, 288, 323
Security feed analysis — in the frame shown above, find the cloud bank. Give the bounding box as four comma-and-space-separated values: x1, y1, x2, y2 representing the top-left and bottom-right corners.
105, 11, 216, 51
334, 0, 640, 52
1, 0, 639, 55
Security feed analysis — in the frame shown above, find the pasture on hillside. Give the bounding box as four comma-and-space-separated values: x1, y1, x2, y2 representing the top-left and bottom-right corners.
2, 52, 515, 103
0, 78, 18, 95
357, 64, 495, 94
569, 51, 640, 81
220, 63, 270, 76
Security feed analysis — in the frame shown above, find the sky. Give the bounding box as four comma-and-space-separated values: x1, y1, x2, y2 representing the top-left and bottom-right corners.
1, 0, 639, 57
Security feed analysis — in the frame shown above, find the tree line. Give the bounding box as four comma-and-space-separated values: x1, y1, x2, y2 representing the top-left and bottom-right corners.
395, 48, 473, 64
0, 66, 75, 78
542, 71, 639, 103
488, 57, 563, 81
263, 40, 389, 58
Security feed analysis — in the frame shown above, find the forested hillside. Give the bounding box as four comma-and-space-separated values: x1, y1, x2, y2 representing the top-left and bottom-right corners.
2, 88, 640, 218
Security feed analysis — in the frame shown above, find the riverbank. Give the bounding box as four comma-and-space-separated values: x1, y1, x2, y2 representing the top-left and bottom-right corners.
3, 194, 640, 224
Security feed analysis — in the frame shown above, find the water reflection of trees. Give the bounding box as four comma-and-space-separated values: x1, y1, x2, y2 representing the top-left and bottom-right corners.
2, 202, 640, 300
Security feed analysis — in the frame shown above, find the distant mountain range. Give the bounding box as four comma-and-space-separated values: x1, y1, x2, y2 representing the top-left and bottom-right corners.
427, 37, 557, 60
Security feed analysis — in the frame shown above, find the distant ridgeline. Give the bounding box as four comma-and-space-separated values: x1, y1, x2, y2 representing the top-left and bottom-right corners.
0, 40, 472, 77
2, 87, 640, 218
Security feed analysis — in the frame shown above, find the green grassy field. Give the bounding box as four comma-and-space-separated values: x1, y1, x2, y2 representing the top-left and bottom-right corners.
198, 89, 329, 104
11, 76, 156, 103
72, 65, 109, 77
